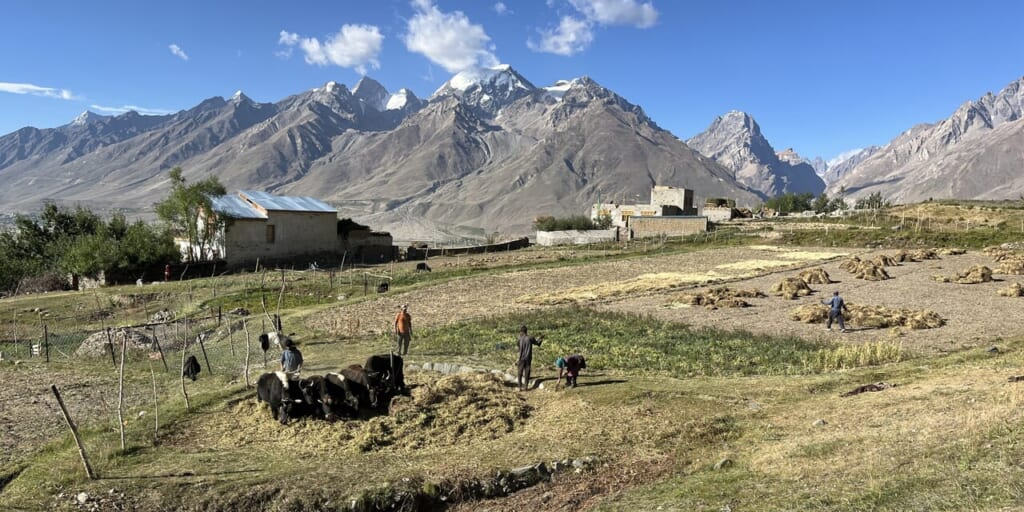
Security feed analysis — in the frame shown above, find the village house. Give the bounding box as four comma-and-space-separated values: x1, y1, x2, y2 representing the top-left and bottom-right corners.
192, 191, 394, 267
590, 185, 707, 240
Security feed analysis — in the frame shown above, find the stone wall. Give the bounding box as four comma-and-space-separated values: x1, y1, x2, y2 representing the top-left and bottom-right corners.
629, 216, 708, 239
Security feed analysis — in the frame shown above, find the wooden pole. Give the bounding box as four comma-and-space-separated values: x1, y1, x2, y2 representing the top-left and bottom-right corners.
243, 318, 252, 388
152, 329, 169, 372
117, 331, 127, 450
197, 331, 213, 376
50, 385, 96, 480
180, 320, 191, 412
44, 324, 50, 363
148, 359, 159, 444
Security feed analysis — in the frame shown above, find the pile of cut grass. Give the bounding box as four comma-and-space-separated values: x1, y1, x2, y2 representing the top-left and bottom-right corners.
797, 267, 833, 285
997, 282, 1024, 297
935, 265, 993, 284
790, 303, 944, 329
840, 257, 891, 281
664, 287, 765, 309
772, 277, 814, 300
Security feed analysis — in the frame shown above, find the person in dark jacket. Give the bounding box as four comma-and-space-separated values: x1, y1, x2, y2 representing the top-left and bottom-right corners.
516, 325, 543, 391
556, 354, 587, 389
823, 291, 849, 332
280, 338, 304, 375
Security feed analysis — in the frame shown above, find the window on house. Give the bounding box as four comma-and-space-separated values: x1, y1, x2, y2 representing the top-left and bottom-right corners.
266, 225, 276, 243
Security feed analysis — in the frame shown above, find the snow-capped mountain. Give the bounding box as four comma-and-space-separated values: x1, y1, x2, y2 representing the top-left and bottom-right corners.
0, 67, 762, 238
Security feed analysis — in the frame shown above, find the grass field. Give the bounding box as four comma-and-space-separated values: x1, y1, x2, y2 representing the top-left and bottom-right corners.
2, 207, 1024, 511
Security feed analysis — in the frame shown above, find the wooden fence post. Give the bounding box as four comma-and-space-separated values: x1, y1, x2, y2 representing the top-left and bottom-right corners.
180, 318, 191, 412
148, 359, 160, 444
197, 332, 213, 376
50, 385, 97, 480
117, 331, 127, 450
152, 328, 169, 372
44, 324, 50, 363
243, 318, 252, 388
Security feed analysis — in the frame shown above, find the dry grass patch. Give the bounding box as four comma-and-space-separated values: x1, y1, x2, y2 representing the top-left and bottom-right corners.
772, 277, 814, 300
998, 282, 1024, 297
181, 373, 530, 455
518, 272, 724, 305
790, 303, 944, 329
797, 267, 833, 285
840, 257, 891, 281
714, 259, 795, 271
664, 287, 765, 309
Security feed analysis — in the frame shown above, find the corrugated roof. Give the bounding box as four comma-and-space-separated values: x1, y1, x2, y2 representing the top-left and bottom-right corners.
211, 194, 266, 219
240, 190, 337, 213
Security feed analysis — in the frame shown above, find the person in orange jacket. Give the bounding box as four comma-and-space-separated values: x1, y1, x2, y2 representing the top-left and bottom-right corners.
394, 304, 412, 355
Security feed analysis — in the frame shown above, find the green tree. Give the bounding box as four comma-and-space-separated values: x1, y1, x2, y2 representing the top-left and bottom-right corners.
854, 192, 891, 210
811, 193, 830, 213
155, 167, 226, 261
764, 192, 814, 214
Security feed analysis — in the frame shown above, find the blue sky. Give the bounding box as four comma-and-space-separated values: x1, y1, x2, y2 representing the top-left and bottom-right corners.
2, 0, 1023, 160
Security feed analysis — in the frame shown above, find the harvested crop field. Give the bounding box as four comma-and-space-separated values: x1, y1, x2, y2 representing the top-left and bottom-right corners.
307, 246, 850, 337
305, 244, 1024, 354
600, 248, 1022, 353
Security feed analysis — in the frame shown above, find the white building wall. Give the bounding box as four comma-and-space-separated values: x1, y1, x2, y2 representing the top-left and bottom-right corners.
536, 229, 618, 246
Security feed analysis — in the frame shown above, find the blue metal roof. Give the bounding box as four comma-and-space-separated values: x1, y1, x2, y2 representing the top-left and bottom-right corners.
211, 194, 266, 219
239, 190, 337, 213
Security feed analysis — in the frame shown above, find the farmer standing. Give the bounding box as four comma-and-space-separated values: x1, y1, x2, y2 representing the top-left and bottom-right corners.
280, 338, 303, 376
394, 304, 412, 355
823, 291, 849, 332
516, 325, 543, 391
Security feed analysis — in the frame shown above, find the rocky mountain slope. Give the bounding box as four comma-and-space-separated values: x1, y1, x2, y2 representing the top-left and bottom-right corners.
826, 76, 1024, 203
0, 66, 761, 239
687, 111, 825, 198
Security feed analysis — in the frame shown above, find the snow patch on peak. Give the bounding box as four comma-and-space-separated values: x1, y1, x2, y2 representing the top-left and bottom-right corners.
434, 64, 532, 96
386, 89, 412, 110
233, 90, 244, 98
325, 81, 339, 93
543, 79, 577, 101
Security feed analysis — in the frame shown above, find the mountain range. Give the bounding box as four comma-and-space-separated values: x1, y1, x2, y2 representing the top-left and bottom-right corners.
0, 66, 762, 240
2, 68, 1023, 239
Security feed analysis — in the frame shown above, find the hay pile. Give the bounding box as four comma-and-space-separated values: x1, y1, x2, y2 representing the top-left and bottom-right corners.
209, 373, 530, 455
893, 249, 940, 262
667, 287, 765, 309
995, 255, 1024, 275
946, 265, 993, 284
871, 254, 899, 267
75, 329, 156, 357
789, 304, 944, 330
998, 282, 1024, 297
772, 277, 813, 299
798, 267, 833, 284
840, 257, 890, 281
938, 248, 966, 256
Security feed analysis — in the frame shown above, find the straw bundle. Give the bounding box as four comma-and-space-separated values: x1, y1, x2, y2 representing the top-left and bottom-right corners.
772, 277, 814, 299
840, 257, 890, 281
798, 267, 833, 284
997, 282, 1024, 297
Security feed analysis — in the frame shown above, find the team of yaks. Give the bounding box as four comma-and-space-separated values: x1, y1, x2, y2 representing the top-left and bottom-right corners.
255, 354, 407, 425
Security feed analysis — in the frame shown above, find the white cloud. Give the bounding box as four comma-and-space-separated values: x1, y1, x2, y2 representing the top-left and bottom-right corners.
90, 104, 175, 116
528, 16, 594, 56
569, 0, 658, 28
404, 0, 498, 73
0, 81, 76, 100
277, 25, 383, 75
494, 2, 510, 15
169, 44, 189, 61
278, 30, 299, 46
